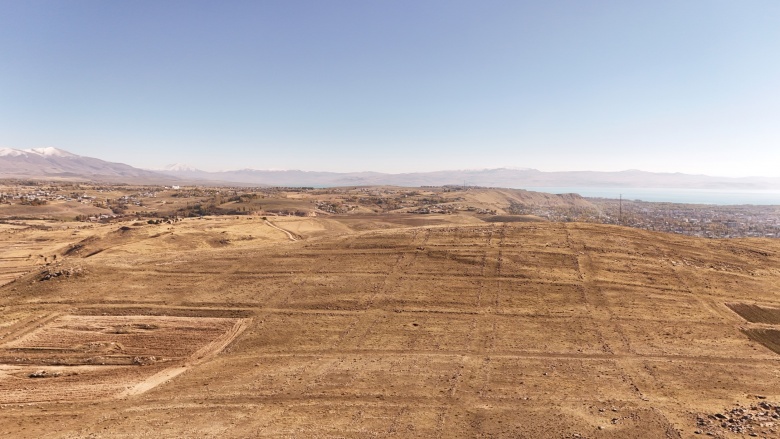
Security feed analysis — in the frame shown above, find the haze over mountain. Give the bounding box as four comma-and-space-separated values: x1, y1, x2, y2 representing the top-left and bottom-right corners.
3, 148, 780, 191
0, 147, 176, 183
159, 166, 780, 190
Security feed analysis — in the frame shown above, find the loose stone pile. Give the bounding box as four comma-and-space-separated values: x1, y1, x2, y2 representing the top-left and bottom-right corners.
39, 266, 83, 280
696, 400, 780, 437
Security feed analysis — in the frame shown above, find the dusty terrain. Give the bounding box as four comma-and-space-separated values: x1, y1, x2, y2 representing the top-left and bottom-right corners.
1, 210, 780, 438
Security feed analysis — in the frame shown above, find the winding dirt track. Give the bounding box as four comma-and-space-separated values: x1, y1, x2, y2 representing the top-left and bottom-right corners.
264, 219, 299, 241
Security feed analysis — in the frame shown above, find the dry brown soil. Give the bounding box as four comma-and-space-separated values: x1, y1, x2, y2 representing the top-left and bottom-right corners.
1, 216, 780, 438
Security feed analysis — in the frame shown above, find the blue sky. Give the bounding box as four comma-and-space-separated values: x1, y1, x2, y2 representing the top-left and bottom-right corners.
1, 1, 779, 176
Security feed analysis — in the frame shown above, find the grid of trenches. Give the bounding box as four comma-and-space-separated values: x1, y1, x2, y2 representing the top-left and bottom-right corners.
727, 302, 780, 355
0, 307, 250, 404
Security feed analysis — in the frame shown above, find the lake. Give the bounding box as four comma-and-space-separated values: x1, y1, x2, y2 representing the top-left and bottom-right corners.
522, 187, 780, 205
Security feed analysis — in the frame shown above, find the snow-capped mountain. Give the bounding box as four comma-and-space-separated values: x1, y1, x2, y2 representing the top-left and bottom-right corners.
0, 147, 78, 158
162, 163, 201, 172
0, 147, 177, 183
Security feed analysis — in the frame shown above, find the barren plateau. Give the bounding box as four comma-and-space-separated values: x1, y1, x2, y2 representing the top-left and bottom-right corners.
1, 207, 780, 438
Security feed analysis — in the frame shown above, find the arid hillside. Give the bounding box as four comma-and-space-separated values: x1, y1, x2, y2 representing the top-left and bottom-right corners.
1, 216, 780, 438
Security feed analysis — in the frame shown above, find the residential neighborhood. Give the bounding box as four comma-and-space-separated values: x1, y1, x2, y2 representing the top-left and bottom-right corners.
1, 180, 778, 239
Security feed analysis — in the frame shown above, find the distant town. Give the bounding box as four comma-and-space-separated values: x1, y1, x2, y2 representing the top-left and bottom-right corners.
1, 180, 778, 239
511, 197, 780, 239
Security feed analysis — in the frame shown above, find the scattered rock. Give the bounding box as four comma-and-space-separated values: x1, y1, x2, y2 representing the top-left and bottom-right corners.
39, 266, 84, 281
28, 370, 60, 378
696, 400, 780, 437
132, 356, 157, 366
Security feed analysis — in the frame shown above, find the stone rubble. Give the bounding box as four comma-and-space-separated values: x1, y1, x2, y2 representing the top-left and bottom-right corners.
696, 400, 780, 437
39, 266, 83, 281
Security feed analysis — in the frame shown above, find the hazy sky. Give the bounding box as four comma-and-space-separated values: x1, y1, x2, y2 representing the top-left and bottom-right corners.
2, 1, 779, 176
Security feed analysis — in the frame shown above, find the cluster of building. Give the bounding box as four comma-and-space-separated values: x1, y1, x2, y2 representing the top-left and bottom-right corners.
594, 200, 780, 238
2, 182, 778, 239
0, 188, 95, 205
314, 200, 357, 214
516, 199, 780, 239
408, 205, 455, 214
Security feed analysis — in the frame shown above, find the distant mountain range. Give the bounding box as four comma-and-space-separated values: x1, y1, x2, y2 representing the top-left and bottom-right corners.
0, 147, 176, 183
158, 166, 780, 190
2, 147, 780, 190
